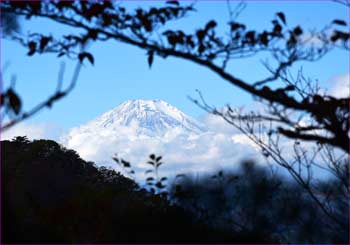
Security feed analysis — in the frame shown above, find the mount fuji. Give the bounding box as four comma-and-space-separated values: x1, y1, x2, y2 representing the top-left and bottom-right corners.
69, 99, 206, 138
61, 99, 257, 178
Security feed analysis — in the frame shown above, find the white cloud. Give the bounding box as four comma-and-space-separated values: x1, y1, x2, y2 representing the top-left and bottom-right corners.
5, 97, 341, 183
61, 123, 261, 181
328, 73, 349, 98
60, 102, 323, 182
3, 111, 338, 183
201, 113, 240, 135
1, 122, 63, 141
200, 101, 266, 136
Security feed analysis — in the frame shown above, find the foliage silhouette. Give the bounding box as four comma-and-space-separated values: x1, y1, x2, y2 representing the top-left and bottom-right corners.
2, 137, 269, 244
113, 153, 168, 195
168, 160, 349, 244
111, 150, 348, 243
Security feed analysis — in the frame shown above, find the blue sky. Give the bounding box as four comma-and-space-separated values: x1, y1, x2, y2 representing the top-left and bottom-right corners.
2, 0, 348, 130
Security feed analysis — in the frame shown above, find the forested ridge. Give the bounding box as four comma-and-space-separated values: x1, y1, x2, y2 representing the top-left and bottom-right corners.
1, 137, 265, 244
2, 137, 348, 243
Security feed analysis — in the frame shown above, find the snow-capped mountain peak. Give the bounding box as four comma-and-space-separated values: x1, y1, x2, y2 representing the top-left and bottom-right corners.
68, 99, 206, 139
61, 99, 257, 175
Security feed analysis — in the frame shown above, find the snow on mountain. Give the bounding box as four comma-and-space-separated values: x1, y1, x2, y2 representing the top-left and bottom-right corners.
74, 99, 206, 137
61, 100, 259, 179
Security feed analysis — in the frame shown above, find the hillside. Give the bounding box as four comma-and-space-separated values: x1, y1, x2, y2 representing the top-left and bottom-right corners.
1, 136, 256, 244
2, 137, 347, 244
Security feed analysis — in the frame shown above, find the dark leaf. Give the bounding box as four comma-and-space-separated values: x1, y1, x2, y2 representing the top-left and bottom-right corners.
84, 4, 104, 20
155, 181, 165, 189
331, 31, 350, 42
150, 154, 156, 160
125, 14, 132, 21
262, 149, 270, 158
39, 37, 51, 51
205, 20, 217, 30
331, 32, 339, 42
7, 89, 21, 115
28, 2, 41, 13
88, 29, 98, 40
273, 23, 282, 34
121, 159, 130, 168
102, 13, 112, 26
147, 161, 155, 166
245, 31, 256, 44
57, 52, 66, 58
166, 0, 179, 6
198, 44, 205, 54
230, 22, 245, 32
186, 36, 195, 48
160, 177, 167, 182
260, 31, 269, 46
293, 26, 303, 36
136, 8, 143, 20
155, 156, 162, 162
196, 29, 206, 42
207, 53, 216, 60
167, 35, 177, 46
276, 12, 286, 25
156, 162, 163, 167
146, 177, 155, 182
78, 52, 94, 65
142, 18, 152, 32
27, 41, 36, 56
332, 19, 347, 26
159, 15, 166, 24
147, 50, 154, 68
163, 30, 175, 36
285, 85, 295, 91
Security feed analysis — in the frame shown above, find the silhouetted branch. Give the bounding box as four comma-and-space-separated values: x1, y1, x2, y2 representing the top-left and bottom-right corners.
1, 61, 82, 131
190, 91, 349, 232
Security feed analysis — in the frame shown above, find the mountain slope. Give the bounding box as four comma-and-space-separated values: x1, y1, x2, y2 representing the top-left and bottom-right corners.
62, 100, 257, 176
71, 99, 206, 137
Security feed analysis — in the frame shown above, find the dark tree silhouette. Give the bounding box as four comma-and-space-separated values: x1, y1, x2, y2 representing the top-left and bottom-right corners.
168, 160, 348, 243
3, 138, 254, 243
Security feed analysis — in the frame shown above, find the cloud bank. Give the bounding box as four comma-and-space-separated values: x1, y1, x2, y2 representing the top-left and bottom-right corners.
1, 122, 63, 141
61, 120, 261, 180
5, 73, 347, 182
328, 73, 349, 98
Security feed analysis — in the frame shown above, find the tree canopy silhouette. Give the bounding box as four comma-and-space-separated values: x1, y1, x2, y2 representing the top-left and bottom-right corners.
3, 137, 254, 243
